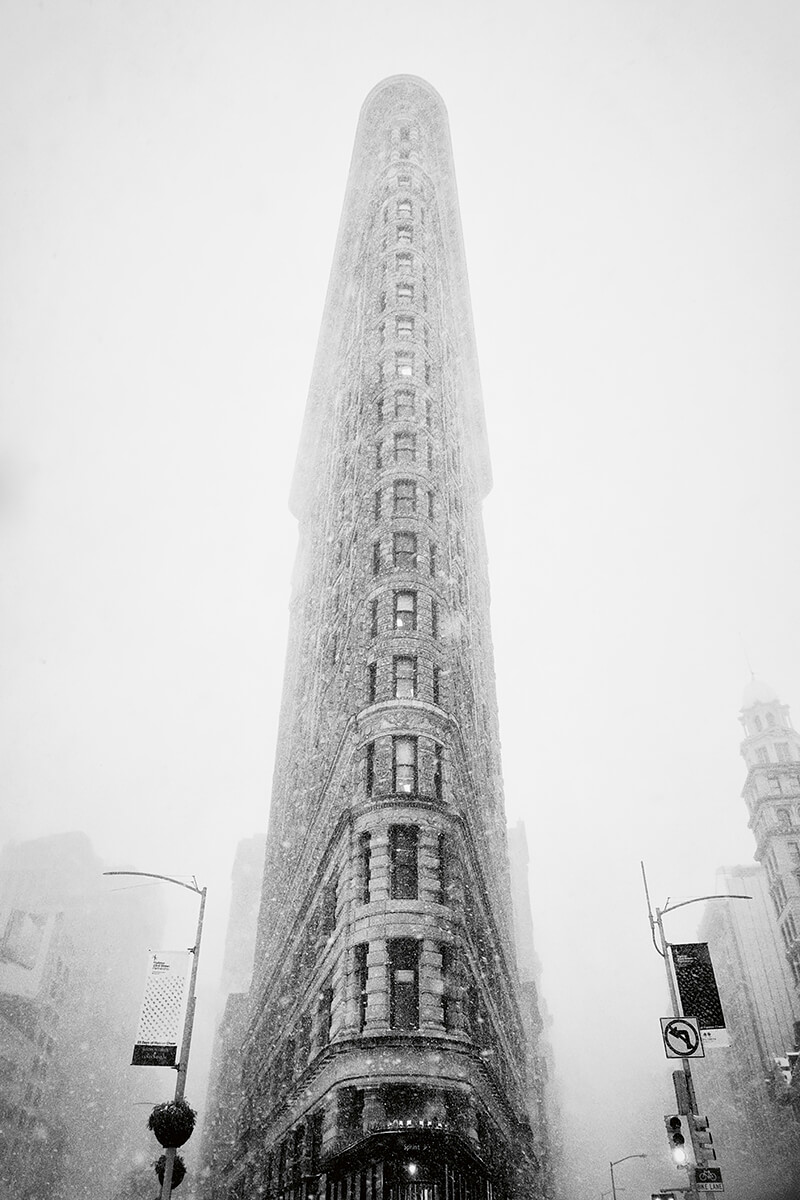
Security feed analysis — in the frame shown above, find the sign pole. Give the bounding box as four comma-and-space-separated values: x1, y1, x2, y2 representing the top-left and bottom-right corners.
160, 885, 206, 1200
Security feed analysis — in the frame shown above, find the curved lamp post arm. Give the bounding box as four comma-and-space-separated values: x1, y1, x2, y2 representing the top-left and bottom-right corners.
103, 869, 206, 1200
609, 1153, 646, 1200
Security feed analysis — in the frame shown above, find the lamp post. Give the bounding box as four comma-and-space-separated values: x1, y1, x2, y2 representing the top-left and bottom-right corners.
609, 1153, 646, 1200
641, 863, 750, 1199
104, 870, 206, 1200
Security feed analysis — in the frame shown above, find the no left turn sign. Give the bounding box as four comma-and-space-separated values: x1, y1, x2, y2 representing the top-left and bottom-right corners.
660, 1016, 705, 1058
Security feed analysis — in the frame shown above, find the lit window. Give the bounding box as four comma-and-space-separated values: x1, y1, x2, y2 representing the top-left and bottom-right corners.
388, 938, 419, 1029
394, 655, 417, 699
396, 252, 412, 276
397, 282, 414, 304
389, 825, 418, 897
394, 479, 416, 515
394, 432, 416, 462
395, 391, 415, 421
393, 532, 417, 570
396, 353, 414, 378
396, 316, 414, 339
394, 590, 416, 631
393, 737, 418, 793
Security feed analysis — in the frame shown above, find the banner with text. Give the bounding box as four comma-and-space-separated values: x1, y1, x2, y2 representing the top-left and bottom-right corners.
670, 942, 729, 1048
132, 950, 190, 1067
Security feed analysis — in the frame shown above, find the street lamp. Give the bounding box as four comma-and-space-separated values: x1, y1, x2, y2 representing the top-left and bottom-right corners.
104, 870, 207, 1200
609, 1153, 646, 1200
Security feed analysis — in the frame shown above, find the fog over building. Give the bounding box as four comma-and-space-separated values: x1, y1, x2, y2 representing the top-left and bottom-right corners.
211, 76, 552, 1200
0, 832, 164, 1200
689, 683, 800, 1199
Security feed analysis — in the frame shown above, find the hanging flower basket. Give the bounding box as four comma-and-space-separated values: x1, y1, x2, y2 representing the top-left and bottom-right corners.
148, 1099, 197, 1148
154, 1153, 186, 1189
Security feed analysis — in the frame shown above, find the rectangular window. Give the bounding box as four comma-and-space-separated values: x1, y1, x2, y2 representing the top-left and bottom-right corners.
376, 441, 383, 469
379, 291, 386, 311
320, 880, 337, 938
388, 938, 419, 1029
777, 743, 790, 762
355, 943, 369, 1032
433, 744, 443, 800
394, 432, 417, 462
396, 353, 414, 378
397, 225, 412, 245
431, 599, 439, 638
398, 175, 411, 189
432, 665, 441, 706
366, 742, 375, 794
379, 322, 386, 344
393, 655, 417, 699
397, 282, 414, 304
425, 361, 431, 385
393, 737, 418, 794
372, 541, 381, 575
394, 479, 416, 515
394, 590, 416, 631
358, 832, 371, 904
769, 776, 782, 794
370, 598, 379, 638
367, 662, 377, 704
389, 825, 418, 898
393, 532, 417, 570
397, 199, 412, 218
377, 396, 384, 424
374, 489, 382, 520
396, 316, 414, 339
395, 391, 415, 421
396, 252, 412, 276
429, 543, 437, 577
441, 943, 456, 1031
427, 442, 433, 470
427, 490, 434, 520
316, 984, 333, 1046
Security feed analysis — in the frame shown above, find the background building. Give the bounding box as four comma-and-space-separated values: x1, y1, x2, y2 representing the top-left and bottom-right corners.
0, 832, 164, 1200
200, 834, 267, 1200
739, 678, 800, 993
216, 76, 551, 1200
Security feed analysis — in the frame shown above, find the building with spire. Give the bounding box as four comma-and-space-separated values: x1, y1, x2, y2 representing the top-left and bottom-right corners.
216, 77, 549, 1200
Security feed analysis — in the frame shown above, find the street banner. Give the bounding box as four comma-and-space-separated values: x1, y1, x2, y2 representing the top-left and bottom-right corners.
670, 943, 729, 1048
132, 950, 191, 1066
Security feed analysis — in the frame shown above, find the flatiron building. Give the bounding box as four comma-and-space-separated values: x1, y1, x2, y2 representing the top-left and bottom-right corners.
219, 76, 549, 1200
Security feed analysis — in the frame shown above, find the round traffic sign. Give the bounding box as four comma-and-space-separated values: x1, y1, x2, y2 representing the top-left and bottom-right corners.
663, 1018, 700, 1056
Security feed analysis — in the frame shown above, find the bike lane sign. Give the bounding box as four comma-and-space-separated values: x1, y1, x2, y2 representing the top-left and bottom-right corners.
661, 1016, 705, 1058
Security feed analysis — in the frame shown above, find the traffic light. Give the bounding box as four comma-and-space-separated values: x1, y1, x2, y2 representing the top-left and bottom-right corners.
664, 1114, 688, 1165
688, 1114, 716, 1164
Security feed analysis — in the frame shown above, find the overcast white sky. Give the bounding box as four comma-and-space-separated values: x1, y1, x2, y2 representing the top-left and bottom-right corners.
2, 1, 800, 1195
